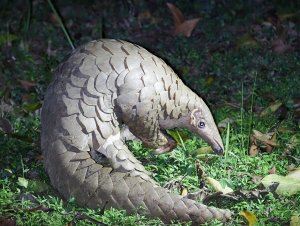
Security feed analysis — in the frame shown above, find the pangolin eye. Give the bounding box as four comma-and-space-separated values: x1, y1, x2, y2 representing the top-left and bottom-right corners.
198, 121, 205, 128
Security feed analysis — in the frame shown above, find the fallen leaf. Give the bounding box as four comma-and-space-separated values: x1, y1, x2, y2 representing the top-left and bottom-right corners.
249, 143, 259, 156
166, 2, 201, 37
272, 38, 292, 53
252, 175, 263, 185
265, 11, 280, 27
294, 97, 300, 124
70, 212, 107, 226
5, 168, 13, 174
0, 217, 16, 226
25, 205, 53, 213
23, 101, 42, 113
240, 210, 258, 226
18, 80, 36, 90
11, 133, 33, 143
48, 13, 60, 25
195, 161, 205, 180
0, 33, 18, 46
278, 12, 299, 21
261, 174, 300, 196
287, 164, 296, 171
260, 100, 282, 117
18, 193, 38, 203
262, 93, 277, 102
218, 118, 234, 129
294, 98, 300, 109
204, 75, 215, 87
0, 117, 13, 134
0, 100, 13, 114
265, 133, 276, 153
206, 177, 233, 194
287, 168, 300, 180
166, 2, 184, 27
252, 130, 277, 146
167, 129, 188, 143
237, 34, 260, 49
138, 10, 152, 24
193, 146, 214, 155
269, 166, 276, 174
27, 180, 50, 193
290, 213, 300, 226
175, 18, 201, 38
17, 177, 28, 188
180, 187, 188, 196
137, 10, 160, 25
278, 127, 294, 132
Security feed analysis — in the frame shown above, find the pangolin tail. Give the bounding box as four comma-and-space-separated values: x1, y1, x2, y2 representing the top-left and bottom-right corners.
42, 132, 231, 224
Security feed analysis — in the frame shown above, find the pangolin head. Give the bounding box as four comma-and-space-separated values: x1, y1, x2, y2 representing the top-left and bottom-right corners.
190, 103, 224, 155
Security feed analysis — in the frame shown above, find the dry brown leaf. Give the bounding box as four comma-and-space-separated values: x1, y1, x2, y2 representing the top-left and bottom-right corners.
265, 144, 274, 153
294, 98, 300, 123
18, 79, 36, 90
260, 100, 282, 117
166, 2, 201, 37
278, 127, 294, 132
138, 10, 152, 21
206, 177, 233, 194
269, 166, 276, 174
195, 161, 205, 180
294, 98, 300, 109
262, 93, 277, 102
137, 10, 160, 25
249, 143, 259, 156
252, 175, 263, 184
175, 18, 201, 37
0, 117, 13, 134
48, 13, 59, 25
252, 129, 277, 146
265, 133, 276, 153
0, 217, 16, 226
272, 38, 292, 53
166, 3, 184, 27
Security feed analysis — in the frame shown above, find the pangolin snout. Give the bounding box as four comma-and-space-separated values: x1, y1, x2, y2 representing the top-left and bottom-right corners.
214, 146, 224, 155
213, 138, 224, 155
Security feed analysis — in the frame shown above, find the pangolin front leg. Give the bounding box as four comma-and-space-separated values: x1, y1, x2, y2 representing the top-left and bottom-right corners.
116, 95, 176, 154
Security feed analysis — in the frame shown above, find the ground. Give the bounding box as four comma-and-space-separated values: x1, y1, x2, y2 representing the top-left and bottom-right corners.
0, 0, 300, 225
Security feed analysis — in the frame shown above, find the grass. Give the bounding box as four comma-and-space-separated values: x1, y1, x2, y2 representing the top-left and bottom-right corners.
1, 0, 300, 225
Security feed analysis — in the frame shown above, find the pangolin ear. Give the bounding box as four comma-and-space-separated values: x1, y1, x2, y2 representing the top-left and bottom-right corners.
190, 109, 202, 126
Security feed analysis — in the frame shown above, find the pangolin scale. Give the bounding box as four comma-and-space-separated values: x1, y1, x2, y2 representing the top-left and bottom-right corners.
41, 39, 232, 224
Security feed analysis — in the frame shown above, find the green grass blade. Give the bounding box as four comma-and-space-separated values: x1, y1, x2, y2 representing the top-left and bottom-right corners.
240, 79, 245, 155
225, 122, 230, 159
47, 0, 75, 50
25, 0, 32, 34
247, 72, 257, 150
176, 130, 187, 152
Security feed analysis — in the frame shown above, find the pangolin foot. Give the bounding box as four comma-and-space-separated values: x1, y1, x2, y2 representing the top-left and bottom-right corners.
154, 138, 177, 154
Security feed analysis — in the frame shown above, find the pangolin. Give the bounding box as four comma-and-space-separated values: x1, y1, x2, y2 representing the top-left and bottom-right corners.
41, 39, 232, 224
